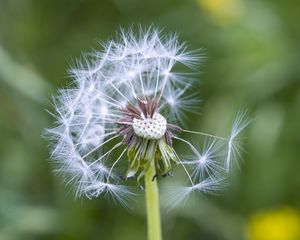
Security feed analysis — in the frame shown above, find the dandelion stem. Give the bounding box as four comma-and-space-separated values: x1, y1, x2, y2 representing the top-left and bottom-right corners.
145, 160, 162, 240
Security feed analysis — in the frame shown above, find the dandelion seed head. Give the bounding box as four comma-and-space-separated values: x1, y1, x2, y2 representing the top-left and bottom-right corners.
45, 26, 248, 208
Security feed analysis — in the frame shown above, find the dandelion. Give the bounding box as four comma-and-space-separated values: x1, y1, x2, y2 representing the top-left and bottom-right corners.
45, 26, 249, 240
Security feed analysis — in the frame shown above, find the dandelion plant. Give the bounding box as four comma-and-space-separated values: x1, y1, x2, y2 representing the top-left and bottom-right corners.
45, 27, 249, 240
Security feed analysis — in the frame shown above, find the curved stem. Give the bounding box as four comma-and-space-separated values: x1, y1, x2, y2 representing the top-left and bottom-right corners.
145, 160, 162, 240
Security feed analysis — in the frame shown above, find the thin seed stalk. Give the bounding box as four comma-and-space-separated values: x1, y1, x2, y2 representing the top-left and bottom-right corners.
145, 159, 162, 240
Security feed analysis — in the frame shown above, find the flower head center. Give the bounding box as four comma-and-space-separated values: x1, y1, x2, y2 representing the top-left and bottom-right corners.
132, 113, 167, 140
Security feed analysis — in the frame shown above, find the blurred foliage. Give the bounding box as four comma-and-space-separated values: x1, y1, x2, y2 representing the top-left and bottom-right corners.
0, 0, 300, 239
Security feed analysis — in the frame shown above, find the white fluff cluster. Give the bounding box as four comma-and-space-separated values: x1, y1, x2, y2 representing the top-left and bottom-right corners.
45, 27, 249, 209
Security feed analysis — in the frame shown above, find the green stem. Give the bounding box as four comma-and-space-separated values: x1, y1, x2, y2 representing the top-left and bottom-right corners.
145, 160, 162, 240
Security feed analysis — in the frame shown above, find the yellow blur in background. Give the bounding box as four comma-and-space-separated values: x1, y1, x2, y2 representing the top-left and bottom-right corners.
246, 207, 300, 240
197, 0, 244, 25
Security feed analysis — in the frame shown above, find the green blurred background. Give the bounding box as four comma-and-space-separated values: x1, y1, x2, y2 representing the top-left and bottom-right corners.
1, 0, 300, 239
